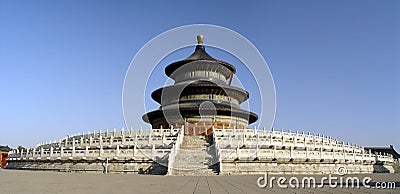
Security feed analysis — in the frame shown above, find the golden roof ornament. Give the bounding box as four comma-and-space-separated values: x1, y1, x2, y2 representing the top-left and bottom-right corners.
197, 34, 204, 45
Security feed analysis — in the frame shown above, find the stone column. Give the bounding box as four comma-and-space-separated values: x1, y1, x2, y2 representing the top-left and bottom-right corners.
109, 136, 113, 146
134, 134, 138, 146
130, 127, 133, 137
115, 145, 120, 157
106, 128, 109, 137
113, 128, 117, 137
343, 150, 346, 160
89, 136, 93, 146
50, 147, 54, 158
256, 134, 259, 150
60, 146, 64, 158
122, 133, 126, 145
269, 134, 273, 145
85, 145, 89, 157
289, 146, 294, 159
305, 147, 309, 160
320, 147, 323, 159
313, 135, 316, 149
80, 137, 84, 147
362, 148, 365, 161
40, 147, 44, 158
99, 135, 103, 146
99, 145, 104, 158
133, 144, 136, 158
72, 138, 76, 157
148, 133, 152, 145
236, 144, 240, 158
162, 133, 166, 145
321, 135, 324, 149
242, 131, 246, 147
151, 144, 155, 160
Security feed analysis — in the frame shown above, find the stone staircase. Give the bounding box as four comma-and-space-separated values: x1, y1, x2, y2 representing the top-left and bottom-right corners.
169, 135, 219, 176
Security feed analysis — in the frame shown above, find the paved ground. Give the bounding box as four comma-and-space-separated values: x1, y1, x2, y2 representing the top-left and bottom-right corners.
0, 169, 399, 194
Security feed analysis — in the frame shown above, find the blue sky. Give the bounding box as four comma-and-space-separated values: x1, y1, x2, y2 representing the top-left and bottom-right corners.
0, 0, 399, 149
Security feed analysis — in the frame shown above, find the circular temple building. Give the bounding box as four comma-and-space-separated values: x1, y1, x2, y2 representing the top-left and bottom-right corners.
143, 35, 258, 135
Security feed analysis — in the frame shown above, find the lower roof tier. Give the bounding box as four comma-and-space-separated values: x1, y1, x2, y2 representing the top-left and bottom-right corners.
142, 102, 258, 125
151, 80, 249, 105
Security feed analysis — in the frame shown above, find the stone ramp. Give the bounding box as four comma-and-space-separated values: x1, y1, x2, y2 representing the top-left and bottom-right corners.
169, 136, 219, 176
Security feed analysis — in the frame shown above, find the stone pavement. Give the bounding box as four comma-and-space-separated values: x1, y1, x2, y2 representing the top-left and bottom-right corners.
0, 169, 399, 193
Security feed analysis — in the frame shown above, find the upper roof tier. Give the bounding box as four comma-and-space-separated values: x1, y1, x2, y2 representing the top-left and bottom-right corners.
165, 35, 236, 79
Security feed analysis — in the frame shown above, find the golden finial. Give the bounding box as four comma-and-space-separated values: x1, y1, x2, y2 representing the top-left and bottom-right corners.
197, 34, 204, 45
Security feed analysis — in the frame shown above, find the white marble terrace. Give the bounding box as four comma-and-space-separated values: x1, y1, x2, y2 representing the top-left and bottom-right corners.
8, 126, 395, 168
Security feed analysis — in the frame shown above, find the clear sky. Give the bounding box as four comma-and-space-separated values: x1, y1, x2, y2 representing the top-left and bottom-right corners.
1, 0, 399, 150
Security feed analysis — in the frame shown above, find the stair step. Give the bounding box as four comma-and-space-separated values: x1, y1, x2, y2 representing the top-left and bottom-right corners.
169, 135, 219, 176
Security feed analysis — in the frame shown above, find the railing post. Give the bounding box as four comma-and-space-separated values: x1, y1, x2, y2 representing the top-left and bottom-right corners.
109, 136, 113, 146
122, 132, 126, 145
151, 144, 155, 160
130, 127, 134, 137
50, 147, 53, 158
80, 136, 84, 147
99, 145, 104, 158
115, 145, 120, 157
133, 144, 136, 159
305, 147, 308, 160
148, 131, 152, 145
236, 144, 240, 158
85, 145, 89, 158
72, 138, 75, 157
320, 147, 323, 160
60, 146, 64, 158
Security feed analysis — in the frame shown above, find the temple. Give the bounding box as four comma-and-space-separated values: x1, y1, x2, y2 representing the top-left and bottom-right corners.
4, 35, 399, 175
143, 35, 257, 135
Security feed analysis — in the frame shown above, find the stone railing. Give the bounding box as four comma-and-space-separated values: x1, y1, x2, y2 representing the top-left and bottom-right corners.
8, 127, 183, 163
167, 126, 184, 175
213, 128, 395, 165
